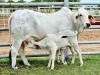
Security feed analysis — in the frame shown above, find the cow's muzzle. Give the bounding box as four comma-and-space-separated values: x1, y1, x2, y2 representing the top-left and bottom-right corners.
86, 23, 91, 28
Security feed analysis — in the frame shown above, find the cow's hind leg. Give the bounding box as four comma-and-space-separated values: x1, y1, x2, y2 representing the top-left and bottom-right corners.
11, 45, 18, 69
18, 44, 30, 66
11, 40, 22, 69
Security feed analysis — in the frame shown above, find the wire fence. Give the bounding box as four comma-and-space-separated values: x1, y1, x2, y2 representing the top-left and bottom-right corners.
0, 1, 100, 58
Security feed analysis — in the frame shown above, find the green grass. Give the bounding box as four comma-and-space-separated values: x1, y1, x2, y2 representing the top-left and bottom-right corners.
0, 55, 100, 75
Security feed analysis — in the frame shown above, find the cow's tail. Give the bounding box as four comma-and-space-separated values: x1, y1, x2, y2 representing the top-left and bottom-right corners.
8, 14, 13, 65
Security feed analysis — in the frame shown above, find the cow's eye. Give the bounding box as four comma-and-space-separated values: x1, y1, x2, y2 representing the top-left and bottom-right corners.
79, 14, 82, 16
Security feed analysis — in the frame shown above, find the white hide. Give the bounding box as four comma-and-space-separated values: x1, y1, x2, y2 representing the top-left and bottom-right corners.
8, 7, 91, 69
31, 30, 83, 69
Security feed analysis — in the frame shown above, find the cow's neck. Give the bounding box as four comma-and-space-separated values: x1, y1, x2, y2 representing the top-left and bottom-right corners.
74, 23, 84, 34
71, 12, 84, 35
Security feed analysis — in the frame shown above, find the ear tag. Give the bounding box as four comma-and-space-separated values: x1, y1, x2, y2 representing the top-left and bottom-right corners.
89, 17, 93, 23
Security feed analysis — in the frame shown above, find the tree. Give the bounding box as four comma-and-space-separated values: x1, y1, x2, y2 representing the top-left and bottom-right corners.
69, 0, 80, 2
0, 0, 5, 2
31, 0, 80, 2
7, 0, 14, 2
18, 0, 25, 3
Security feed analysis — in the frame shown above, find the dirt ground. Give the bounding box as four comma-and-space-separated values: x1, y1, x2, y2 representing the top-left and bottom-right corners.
0, 28, 100, 55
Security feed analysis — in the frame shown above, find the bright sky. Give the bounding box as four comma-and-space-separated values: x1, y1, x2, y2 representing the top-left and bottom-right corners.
80, 0, 100, 2
5, 0, 100, 2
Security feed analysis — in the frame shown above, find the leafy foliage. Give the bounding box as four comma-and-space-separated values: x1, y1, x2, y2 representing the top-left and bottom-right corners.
7, 0, 14, 2
18, 0, 26, 3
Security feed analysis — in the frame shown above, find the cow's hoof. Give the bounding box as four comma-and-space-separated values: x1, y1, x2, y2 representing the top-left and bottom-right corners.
51, 67, 54, 70
12, 65, 18, 70
25, 63, 30, 67
13, 66, 18, 70
71, 62, 74, 64
80, 64, 83, 67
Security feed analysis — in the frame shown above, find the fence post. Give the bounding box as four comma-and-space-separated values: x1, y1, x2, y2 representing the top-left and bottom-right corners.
63, 0, 69, 61
64, 0, 69, 7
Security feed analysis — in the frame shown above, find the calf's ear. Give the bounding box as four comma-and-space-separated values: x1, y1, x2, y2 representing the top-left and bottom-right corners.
61, 36, 68, 38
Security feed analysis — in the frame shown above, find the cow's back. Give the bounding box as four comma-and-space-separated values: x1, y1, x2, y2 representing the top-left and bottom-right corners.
31, 8, 73, 39
9, 7, 73, 40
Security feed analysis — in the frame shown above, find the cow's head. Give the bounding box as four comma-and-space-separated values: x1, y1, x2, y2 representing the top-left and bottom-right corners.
74, 8, 95, 28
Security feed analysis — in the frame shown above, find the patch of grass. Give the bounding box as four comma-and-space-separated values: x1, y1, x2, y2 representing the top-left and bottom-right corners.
0, 55, 100, 75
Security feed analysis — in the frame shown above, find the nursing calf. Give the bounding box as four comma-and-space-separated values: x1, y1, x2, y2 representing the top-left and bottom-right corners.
30, 30, 83, 69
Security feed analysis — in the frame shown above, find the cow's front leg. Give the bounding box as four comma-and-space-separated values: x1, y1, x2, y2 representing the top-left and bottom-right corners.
61, 48, 67, 64
11, 46, 18, 69
74, 46, 83, 66
63, 47, 69, 62
72, 42, 83, 66
18, 45, 30, 67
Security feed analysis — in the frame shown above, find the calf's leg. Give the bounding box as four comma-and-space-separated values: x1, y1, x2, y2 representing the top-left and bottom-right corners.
56, 49, 60, 63
69, 46, 75, 64
47, 51, 56, 69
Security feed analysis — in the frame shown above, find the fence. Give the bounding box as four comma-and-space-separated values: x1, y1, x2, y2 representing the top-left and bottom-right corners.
0, 1, 100, 58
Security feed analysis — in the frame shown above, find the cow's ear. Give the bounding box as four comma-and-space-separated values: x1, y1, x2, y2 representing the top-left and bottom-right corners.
88, 15, 95, 23
74, 12, 79, 23
61, 36, 68, 38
